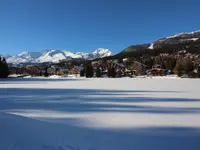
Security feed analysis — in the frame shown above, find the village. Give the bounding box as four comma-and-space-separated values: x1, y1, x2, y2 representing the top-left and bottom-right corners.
7, 52, 200, 78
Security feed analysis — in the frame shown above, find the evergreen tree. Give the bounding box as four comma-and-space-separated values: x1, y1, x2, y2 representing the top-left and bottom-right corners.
197, 66, 200, 78
174, 61, 182, 77
183, 59, 194, 74
107, 68, 111, 78
96, 67, 101, 77
40, 70, 42, 76
80, 69, 85, 77
0, 56, 9, 78
85, 63, 93, 78
110, 67, 116, 78
44, 66, 49, 77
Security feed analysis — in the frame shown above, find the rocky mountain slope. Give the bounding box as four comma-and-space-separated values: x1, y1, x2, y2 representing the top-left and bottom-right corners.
5, 48, 112, 64
152, 30, 200, 49
111, 30, 200, 59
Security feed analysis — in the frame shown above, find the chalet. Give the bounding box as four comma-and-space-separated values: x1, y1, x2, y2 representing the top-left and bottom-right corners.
147, 64, 165, 76
152, 64, 161, 69
69, 66, 84, 74
47, 65, 68, 76
125, 69, 137, 74
92, 61, 99, 66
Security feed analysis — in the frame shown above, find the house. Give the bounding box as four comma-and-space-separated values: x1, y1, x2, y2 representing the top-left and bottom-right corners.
57, 68, 68, 76
68, 66, 84, 74
148, 64, 165, 76
152, 64, 161, 69
47, 65, 68, 76
92, 61, 99, 66
124, 69, 137, 77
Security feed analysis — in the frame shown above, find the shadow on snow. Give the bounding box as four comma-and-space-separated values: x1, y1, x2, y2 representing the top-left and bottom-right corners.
0, 87, 200, 150
0, 88, 200, 114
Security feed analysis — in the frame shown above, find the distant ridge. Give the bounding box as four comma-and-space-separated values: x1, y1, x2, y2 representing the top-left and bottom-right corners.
4, 48, 112, 64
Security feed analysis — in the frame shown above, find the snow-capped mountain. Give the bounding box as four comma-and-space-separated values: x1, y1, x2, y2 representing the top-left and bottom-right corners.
34, 50, 82, 63
6, 52, 42, 64
93, 48, 112, 59
5, 48, 112, 64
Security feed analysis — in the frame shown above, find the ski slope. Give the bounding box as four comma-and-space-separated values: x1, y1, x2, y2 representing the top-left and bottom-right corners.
0, 77, 200, 150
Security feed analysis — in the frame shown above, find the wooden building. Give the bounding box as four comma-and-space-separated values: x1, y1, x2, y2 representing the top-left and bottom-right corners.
68, 66, 84, 74
147, 64, 165, 76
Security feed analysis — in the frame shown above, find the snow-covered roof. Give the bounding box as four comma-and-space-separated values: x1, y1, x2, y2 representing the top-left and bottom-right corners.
122, 58, 128, 62
153, 64, 161, 67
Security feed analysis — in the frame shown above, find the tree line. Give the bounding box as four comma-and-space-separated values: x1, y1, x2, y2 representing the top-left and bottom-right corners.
0, 56, 9, 78
80, 61, 117, 78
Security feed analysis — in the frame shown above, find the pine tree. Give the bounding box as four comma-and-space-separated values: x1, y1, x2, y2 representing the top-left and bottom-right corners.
174, 61, 182, 77
183, 59, 194, 74
96, 67, 101, 77
85, 63, 93, 78
80, 69, 85, 77
44, 66, 49, 77
197, 66, 200, 78
110, 67, 116, 78
0, 56, 9, 78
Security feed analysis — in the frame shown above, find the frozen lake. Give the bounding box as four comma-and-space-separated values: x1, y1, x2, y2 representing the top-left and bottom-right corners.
0, 77, 200, 150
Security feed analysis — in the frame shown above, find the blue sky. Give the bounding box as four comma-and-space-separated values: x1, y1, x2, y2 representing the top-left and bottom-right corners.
0, 0, 200, 55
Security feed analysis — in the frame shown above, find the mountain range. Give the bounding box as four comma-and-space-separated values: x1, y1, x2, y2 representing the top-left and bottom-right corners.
4, 48, 112, 64
2, 30, 200, 64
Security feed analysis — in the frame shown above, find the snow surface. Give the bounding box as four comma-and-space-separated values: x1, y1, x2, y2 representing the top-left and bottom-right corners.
189, 38, 199, 41
0, 77, 200, 150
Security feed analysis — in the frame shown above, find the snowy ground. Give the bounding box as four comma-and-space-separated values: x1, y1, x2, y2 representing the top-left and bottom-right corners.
0, 77, 200, 150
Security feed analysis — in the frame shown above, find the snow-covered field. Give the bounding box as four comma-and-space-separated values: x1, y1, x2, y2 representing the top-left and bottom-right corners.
0, 77, 200, 150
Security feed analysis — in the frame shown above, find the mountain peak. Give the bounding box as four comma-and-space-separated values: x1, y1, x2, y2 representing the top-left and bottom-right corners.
17, 51, 29, 56
92, 48, 112, 58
